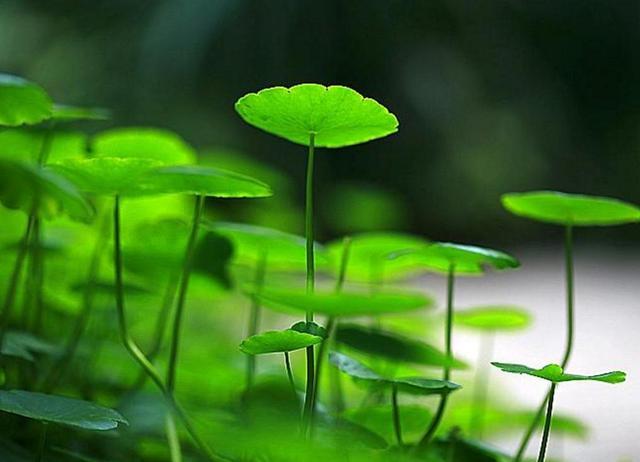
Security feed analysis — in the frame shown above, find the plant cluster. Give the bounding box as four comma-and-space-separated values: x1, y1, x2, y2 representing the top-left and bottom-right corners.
0, 75, 635, 462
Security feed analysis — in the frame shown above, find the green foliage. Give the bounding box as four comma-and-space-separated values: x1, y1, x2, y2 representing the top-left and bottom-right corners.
255, 286, 433, 317
492, 362, 626, 384
502, 191, 640, 226
240, 329, 323, 355
0, 74, 52, 126
454, 306, 531, 331
235, 84, 398, 147
51, 104, 110, 122
0, 390, 127, 430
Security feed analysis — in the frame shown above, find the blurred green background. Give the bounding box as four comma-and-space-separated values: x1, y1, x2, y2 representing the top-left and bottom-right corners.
2, 0, 639, 245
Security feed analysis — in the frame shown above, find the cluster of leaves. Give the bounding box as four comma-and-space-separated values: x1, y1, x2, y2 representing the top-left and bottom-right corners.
0, 76, 635, 462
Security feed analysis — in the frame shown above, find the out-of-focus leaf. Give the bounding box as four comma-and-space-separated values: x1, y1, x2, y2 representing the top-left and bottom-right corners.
192, 231, 233, 289
51, 104, 110, 122
454, 306, 531, 331
0, 74, 52, 126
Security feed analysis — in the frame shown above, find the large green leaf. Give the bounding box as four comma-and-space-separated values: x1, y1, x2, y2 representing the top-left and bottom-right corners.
502, 191, 640, 226
0, 74, 52, 126
91, 127, 196, 164
454, 306, 531, 331
235, 84, 398, 148
138, 165, 273, 198
394, 242, 519, 275
335, 324, 467, 369
0, 390, 127, 430
51, 157, 161, 196
240, 329, 323, 355
0, 128, 88, 163
491, 362, 626, 384
327, 232, 430, 282
0, 158, 94, 221
203, 221, 326, 270
51, 104, 110, 122
255, 286, 433, 317
329, 352, 460, 396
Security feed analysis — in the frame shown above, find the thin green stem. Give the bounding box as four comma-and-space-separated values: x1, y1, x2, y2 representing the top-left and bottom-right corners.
469, 332, 495, 438
284, 351, 296, 395
246, 251, 267, 389
112, 196, 226, 462
166, 194, 205, 393
537, 383, 556, 462
391, 383, 403, 448
36, 422, 48, 462
302, 132, 316, 435
513, 225, 574, 462
417, 264, 455, 448
166, 414, 183, 462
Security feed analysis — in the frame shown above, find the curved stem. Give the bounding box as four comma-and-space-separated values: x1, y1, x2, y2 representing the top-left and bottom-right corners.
391, 383, 403, 448
36, 422, 48, 462
537, 383, 556, 462
417, 264, 455, 448
513, 225, 574, 461
246, 251, 267, 389
166, 194, 205, 393
284, 351, 296, 394
302, 132, 316, 435
112, 196, 226, 462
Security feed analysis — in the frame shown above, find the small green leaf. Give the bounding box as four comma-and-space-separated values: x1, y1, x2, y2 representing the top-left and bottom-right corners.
394, 377, 461, 396
502, 191, 640, 226
235, 84, 398, 148
138, 165, 273, 198
0, 158, 94, 221
454, 306, 531, 331
491, 362, 627, 384
256, 286, 433, 317
92, 127, 196, 164
0, 331, 58, 362
327, 232, 430, 282
335, 324, 467, 369
329, 352, 384, 382
395, 242, 519, 275
0, 390, 127, 430
51, 104, 110, 122
0, 74, 52, 126
290, 321, 327, 339
239, 330, 323, 355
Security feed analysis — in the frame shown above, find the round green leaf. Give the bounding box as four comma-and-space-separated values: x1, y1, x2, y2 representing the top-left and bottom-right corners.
502, 191, 640, 226
335, 324, 467, 369
0, 158, 94, 221
491, 362, 626, 384
395, 242, 520, 275
239, 329, 323, 355
235, 84, 398, 148
329, 351, 384, 382
51, 104, 110, 122
92, 127, 196, 164
0, 390, 128, 430
255, 286, 433, 317
203, 221, 326, 270
51, 157, 161, 196
138, 165, 273, 198
454, 306, 531, 331
0, 74, 52, 126
327, 232, 430, 282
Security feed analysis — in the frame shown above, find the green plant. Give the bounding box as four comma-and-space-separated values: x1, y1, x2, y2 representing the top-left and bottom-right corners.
501, 190, 640, 461
492, 362, 626, 462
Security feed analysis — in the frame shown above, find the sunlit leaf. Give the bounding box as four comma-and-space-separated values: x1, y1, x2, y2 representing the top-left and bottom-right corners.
0, 128, 89, 163
0, 158, 94, 221
335, 324, 467, 369
256, 286, 433, 317
240, 330, 323, 355
0, 74, 52, 126
92, 127, 195, 164
491, 362, 626, 384
0, 390, 127, 430
51, 104, 110, 122
235, 84, 398, 148
454, 306, 531, 331
502, 191, 640, 226
394, 242, 519, 275
343, 404, 432, 444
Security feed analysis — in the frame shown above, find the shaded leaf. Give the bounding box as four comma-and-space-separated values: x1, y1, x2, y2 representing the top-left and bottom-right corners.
0, 74, 52, 126
290, 321, 327, 339
235, 84, 398, 148
192, 231, 233, 289
240, 330, 323, 355
0, 390, 127, 430
51, 104, 110, 122
492, 362, 626, 384
454, 306, 531, 331
502, 191, 640, 226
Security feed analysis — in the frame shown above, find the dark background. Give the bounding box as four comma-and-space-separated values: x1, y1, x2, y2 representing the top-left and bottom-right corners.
2, 0, 639, 247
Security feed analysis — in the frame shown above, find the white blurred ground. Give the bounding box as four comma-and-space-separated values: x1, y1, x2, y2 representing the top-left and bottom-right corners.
421, 246, 639, 462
